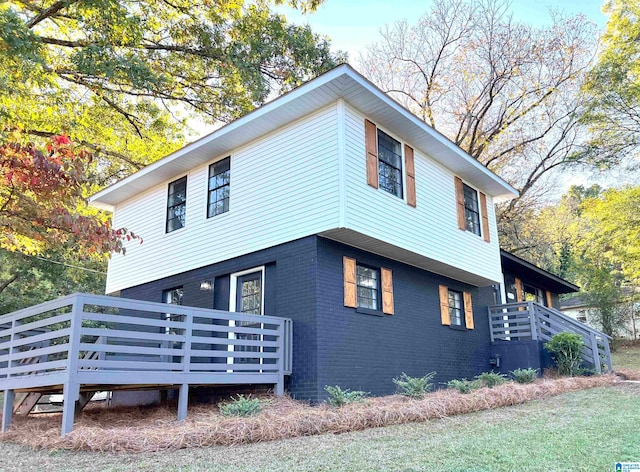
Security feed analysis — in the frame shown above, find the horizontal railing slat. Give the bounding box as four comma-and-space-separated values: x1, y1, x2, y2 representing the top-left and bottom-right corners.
78, 359, 183, 371
78, 343, 183, 357
0, 328, 71, 351
7, 359, 68, 375
82, 312, 185, 330
81, 327, 186, 343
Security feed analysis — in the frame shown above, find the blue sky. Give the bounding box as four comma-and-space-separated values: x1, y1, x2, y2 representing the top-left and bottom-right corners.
275, 0, 608, 59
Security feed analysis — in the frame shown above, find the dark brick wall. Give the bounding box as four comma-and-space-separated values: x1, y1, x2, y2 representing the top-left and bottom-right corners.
120, 235, 497, 403
315, 237, 495, 400
120, 236, 321, 401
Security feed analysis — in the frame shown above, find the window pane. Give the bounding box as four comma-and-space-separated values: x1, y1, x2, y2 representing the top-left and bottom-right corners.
207, 157, 231, 218
377, 130, 403, 199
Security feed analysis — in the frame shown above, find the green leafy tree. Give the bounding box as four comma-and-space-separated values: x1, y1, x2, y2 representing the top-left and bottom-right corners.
1, 0, 343, 181
582, 0, 640, 167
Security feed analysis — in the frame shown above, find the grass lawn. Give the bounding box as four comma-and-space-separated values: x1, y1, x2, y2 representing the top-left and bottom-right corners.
0, 384, 639, 472
613, 344, 640, 370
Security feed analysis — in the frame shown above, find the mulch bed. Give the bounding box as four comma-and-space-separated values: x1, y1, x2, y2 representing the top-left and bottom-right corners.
0, 374, 623, 452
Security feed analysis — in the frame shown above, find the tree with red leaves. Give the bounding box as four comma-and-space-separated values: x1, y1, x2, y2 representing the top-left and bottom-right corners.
0, 132, 139, 257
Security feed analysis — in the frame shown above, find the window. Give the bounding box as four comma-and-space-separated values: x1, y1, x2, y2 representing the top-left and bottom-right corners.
162, 287, 183, 335
356, 265, 379, 310
207, 157, 230, 218
377, 129, 403, 198
166, 176, 187, 233
463, 183, 481, 236
448, 290, 463, 326
439, 285, 474, 329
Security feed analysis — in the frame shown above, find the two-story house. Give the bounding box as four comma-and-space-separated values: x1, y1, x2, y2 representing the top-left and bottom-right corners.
88, 64, 520, 402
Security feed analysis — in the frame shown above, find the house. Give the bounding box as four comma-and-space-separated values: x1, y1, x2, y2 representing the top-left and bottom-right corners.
560, 286, 640, 340
0, 65, 613, 435
89, 63, 518, 403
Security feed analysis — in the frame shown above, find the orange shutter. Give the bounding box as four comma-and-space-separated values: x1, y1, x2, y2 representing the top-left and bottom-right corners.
405, 145, 416, 207
365, 120, 378, 188
381, 268, 394, 315
464, 292, 474, 329
479, 192, 490, 243
546, 290, 553, 308
515, 277, 523, 302
439, 285, 450, 325
343, 257, 357, 308
454, 177, 466, 230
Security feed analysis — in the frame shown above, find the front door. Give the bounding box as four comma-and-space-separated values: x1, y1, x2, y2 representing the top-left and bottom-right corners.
234, 271, 263, 366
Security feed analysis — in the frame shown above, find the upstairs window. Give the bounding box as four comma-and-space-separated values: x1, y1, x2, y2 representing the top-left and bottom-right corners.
463, 183, 481, 236
207, 157, 230, 218
356, 264, 379, 310
377, 129, 403, 198
166, 176, 187, 233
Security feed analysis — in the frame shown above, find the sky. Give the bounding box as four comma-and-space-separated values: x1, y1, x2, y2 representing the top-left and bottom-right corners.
274, 0, 608, 60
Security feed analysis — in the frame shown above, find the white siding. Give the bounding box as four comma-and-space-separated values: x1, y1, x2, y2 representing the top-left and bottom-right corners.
106, 105, 341, 293
342, 104, 503, 284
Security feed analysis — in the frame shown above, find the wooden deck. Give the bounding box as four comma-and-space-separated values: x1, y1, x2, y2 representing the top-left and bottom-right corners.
488, 301, 612, 373
0, 293, 292, 435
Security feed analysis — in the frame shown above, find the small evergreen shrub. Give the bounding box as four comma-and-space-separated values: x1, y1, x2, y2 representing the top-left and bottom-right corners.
544, 332, 585, 376
447, 378, 480, 394
324, 385, 369, 407
476, 371, 507, 388
392, 371, 436, 398
510, 368, 539, 384
219, 394, 262, 417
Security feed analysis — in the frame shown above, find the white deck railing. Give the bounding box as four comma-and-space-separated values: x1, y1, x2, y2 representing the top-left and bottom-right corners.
0, 293, 292, 435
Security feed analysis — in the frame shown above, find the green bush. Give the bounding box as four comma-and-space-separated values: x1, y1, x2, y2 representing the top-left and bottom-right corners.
324, 385, 369, 407
510, 368, 539, 384
219, 394, 263, 417
476, 371, 507, 388
392, 371, 436, 398
447, 378, 481, 394
545, 332, 585, 376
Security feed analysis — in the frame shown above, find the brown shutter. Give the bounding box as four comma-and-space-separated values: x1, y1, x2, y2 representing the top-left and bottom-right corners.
479, 191, 490, 243
343, 256, 357, 308
546, 290, 553, 308
381, 268, 394, 315
515, 277, 523, 302
464, 292, 474, 329
454, 177, 465, 230
405, 144, 416, 207
365, 120, 378, 188
439, 285, 450, 325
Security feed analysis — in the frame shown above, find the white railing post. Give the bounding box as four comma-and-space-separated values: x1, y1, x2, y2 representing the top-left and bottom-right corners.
528, 302, 538, 341
275, 321, 285, 396
487, 307, 495, 342
589, 333, 601, 374
6, 319, 16, 379
61, 294, 83, 436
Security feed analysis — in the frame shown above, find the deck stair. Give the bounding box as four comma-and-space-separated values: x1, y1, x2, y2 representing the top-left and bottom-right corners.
488, 301, 613, 373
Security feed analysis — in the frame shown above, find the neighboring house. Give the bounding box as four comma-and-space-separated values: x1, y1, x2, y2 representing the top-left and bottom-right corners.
561, 287, 640, 340
89, 64, 518, 402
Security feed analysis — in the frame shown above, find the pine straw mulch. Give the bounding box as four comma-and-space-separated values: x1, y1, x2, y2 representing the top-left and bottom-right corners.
0, 374, 623, 452
615, 368, 640, 381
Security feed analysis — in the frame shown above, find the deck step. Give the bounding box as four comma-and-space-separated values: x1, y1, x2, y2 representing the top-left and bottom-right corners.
14, 392, 42, 415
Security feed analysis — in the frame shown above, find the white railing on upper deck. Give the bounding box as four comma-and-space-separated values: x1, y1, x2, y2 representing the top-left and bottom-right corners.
487, 301, 613, 374
0, 293, 293, 388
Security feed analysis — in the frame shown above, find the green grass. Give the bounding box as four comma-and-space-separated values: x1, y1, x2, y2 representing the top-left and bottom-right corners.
613, 344, 640, 370
1, 384, 639, 471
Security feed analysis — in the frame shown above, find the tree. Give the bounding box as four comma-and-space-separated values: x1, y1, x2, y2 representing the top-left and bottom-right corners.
358, 0, 602, 221
1, 0, 344, 182
0, 131, 138, 256
582, 0, 640, 169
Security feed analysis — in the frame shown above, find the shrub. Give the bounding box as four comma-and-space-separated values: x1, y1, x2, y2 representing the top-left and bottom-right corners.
510, 368, 539, 384
392, 371, 436, 398
476, 371, 507, 388
219, 394, 262, 417
544, 332, 585, 376
324, 385, 369, 407
447, 378, 480, 394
